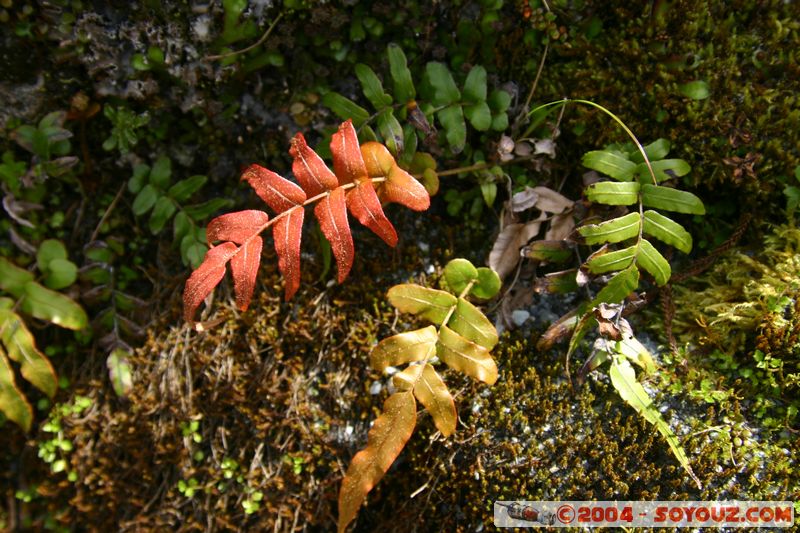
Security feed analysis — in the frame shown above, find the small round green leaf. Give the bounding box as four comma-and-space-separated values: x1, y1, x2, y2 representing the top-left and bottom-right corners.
442, 259, 478, 294
490, 112, 509, 132
149, 196, 177, 234
36, 240, 67, 272
472, 267, 501, 299
488, 89, 511, 113
425, 62, 461, 105
128, 164, 150, 194
437, 105, 466, 153
43, 259, 78, 290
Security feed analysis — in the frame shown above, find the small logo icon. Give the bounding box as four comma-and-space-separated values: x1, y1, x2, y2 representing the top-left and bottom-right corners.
557, 504, 575, 524
497, 502, 556, 525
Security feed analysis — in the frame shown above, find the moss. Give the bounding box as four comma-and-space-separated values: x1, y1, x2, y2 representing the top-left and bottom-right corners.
671, 224, 800, 354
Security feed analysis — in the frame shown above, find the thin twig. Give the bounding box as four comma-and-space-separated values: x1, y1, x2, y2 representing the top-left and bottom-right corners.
516, 43, 549, 131
90, 182, 127, 243
204, 12, 285, 61
421, 154, 538, 180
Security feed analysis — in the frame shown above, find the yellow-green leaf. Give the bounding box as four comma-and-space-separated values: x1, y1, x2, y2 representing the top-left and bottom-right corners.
585, 245, 636, 274
641, 184, 705, 214
642, 210, 692, 253
630, 139, 671, 163
338, 391, 417, 533
0, 310, 57, 397
678, 80, 710, 100
636, 239, 671, 286
387, 284, 457, 324
593, 265, 639, 305
635, 159, 691, 183
472, 267, 501, 299
0, 349, 33, 432
370, 326, 438, 372
525, 240, 573, 263
447, 298, 499, 350
609, 355, 700, 489
614, 337, 657, 374
582, 150, 637, 181
391, 363, 424, 392
578, 212, 640, 245
585, 181, 640, 205
437, 325, 497, 385
19, 281, 89, 330
0, 257, 34, 298
413, 364, 456, 437
107, 348, 133, 397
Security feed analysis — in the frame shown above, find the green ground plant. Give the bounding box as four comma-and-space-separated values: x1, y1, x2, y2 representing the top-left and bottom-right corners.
0, 255, 87, 431
102, 106, 150, 155
322, 43, 512, 217
128, 155, 229, 267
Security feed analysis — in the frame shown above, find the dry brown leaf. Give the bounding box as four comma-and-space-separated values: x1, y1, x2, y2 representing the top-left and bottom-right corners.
537, 307, 580, 351
488, 214, 546, 279
338, 391, 417, 533
544, 212, 575, 241
531, 186, 573, 214
510, 187, 539, 212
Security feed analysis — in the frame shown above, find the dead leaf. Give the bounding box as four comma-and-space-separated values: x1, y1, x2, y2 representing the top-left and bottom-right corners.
488, 214, 546, 279
511, 187, 539, 212
531, 186, 573, 214
537, 307, 579, 351
544, 212, 575, 241
533, 138, 556, 158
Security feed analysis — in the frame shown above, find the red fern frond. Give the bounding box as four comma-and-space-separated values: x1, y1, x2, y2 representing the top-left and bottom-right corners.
183, 120, 430, 323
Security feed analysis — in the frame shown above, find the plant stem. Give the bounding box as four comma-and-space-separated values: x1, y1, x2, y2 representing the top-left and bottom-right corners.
205, 12, 284, 61
420, 154, 539, 180
526, 99, 659, 185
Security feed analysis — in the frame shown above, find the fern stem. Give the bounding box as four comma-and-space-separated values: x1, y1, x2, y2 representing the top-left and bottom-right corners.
526, 99, 659, 185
